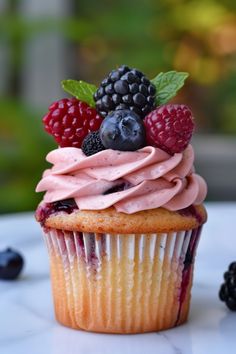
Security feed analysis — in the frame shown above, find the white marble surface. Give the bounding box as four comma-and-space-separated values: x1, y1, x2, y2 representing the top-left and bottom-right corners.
0, 202, 236, 354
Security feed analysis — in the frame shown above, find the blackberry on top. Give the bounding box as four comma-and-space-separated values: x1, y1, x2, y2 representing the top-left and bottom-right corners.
93, 65, 156, 118
43, 67, 192, 156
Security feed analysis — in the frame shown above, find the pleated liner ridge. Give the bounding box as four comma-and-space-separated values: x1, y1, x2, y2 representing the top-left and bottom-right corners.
44, 226, 202, 333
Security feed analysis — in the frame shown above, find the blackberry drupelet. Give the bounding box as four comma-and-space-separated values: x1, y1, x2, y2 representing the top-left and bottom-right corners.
82, 130, 106, 156
219, 262, 236, 311
94, 65, 156, 118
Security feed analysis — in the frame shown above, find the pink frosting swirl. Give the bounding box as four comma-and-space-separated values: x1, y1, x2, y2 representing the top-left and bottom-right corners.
36, 145, 207, 214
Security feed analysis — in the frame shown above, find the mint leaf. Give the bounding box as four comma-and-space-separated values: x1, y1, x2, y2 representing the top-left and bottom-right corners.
151, 71, 189, 106
61, 80, 97, 107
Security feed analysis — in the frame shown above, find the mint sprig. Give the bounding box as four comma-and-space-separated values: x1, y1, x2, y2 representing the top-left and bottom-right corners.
151, 71, 189, 106
61, 79, 97, 107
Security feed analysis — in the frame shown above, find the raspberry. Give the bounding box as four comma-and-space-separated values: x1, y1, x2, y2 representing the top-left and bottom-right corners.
42, 98, 103, 148
144, 104, 194, 154
94, 65, 156, 118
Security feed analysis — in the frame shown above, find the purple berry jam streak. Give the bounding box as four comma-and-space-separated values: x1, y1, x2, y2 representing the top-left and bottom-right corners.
36, 182, 133, 227
178, 205, 203, 224
35, 199, 78, 226
103, 181, 132, 195
175, 226, 202, 326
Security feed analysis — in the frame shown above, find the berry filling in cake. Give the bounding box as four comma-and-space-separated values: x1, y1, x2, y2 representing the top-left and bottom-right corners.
178, 205, 203, 224
175, 226, 201, 325
36, 182, 134, 226
36, 199, 78, 226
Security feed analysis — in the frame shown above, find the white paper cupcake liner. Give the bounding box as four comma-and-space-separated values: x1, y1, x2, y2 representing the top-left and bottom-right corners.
43, 226, 202, 333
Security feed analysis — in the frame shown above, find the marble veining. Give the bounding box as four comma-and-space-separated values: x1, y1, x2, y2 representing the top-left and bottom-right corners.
157, 332, 183, 354
0, 204, 236, 354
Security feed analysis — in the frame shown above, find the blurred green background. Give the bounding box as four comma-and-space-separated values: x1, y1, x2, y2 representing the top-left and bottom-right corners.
0, 0, 236, 214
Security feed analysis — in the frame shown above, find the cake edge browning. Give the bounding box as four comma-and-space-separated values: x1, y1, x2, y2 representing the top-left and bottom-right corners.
42, 205, 207, 234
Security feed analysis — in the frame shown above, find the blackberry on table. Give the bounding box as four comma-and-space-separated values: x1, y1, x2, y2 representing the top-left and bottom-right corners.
219, 262, 236, 311
82, 130, 106, 156
94, 65, 156, 118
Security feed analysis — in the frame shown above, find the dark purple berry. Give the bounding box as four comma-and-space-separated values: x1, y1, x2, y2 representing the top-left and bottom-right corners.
35, 199, 78, 226
109, 70, 121, 82
219, 261, 236, 311
54, 199, 77, 212
105, 84, 114, 95
94, 65, 156, 118
224, 271, 230, 281
122, 94, 133, 104
96, 87, 105, 99
95, 99, 103, 110
133, 93, 146, 106
101, 77, 109, 86
118, 65, 129, 75
99, 109, 146, 151
116, 103, 128, 110
219, 284, 227, 301
141, 76, 150, 85
94, 91, 98, 100
139, 84, 148, 96
129, 83, 139, 94
228, 275, 236, 289
102, 95, 114, 109
0, 248, 24, 280
121, 72, 136, 84
229, 262, 236, 272
112, 94, 122, 105
131, 69, 143, 78
103, 182, 132, 195
148, 84, 156, 95
130, 106, 142, 116
226, 297, 236, 311
82, 130, 106, 156
114, 80, 129, 95
142, 105, 151, 115
147, 96, 155, 105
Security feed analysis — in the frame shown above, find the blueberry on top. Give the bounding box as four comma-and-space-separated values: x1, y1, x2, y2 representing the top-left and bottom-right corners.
99, 110, 146, 151
94, 65, 156, 118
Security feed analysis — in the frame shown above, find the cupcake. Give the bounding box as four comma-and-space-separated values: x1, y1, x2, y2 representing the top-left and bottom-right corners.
35, 66, 207, 333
